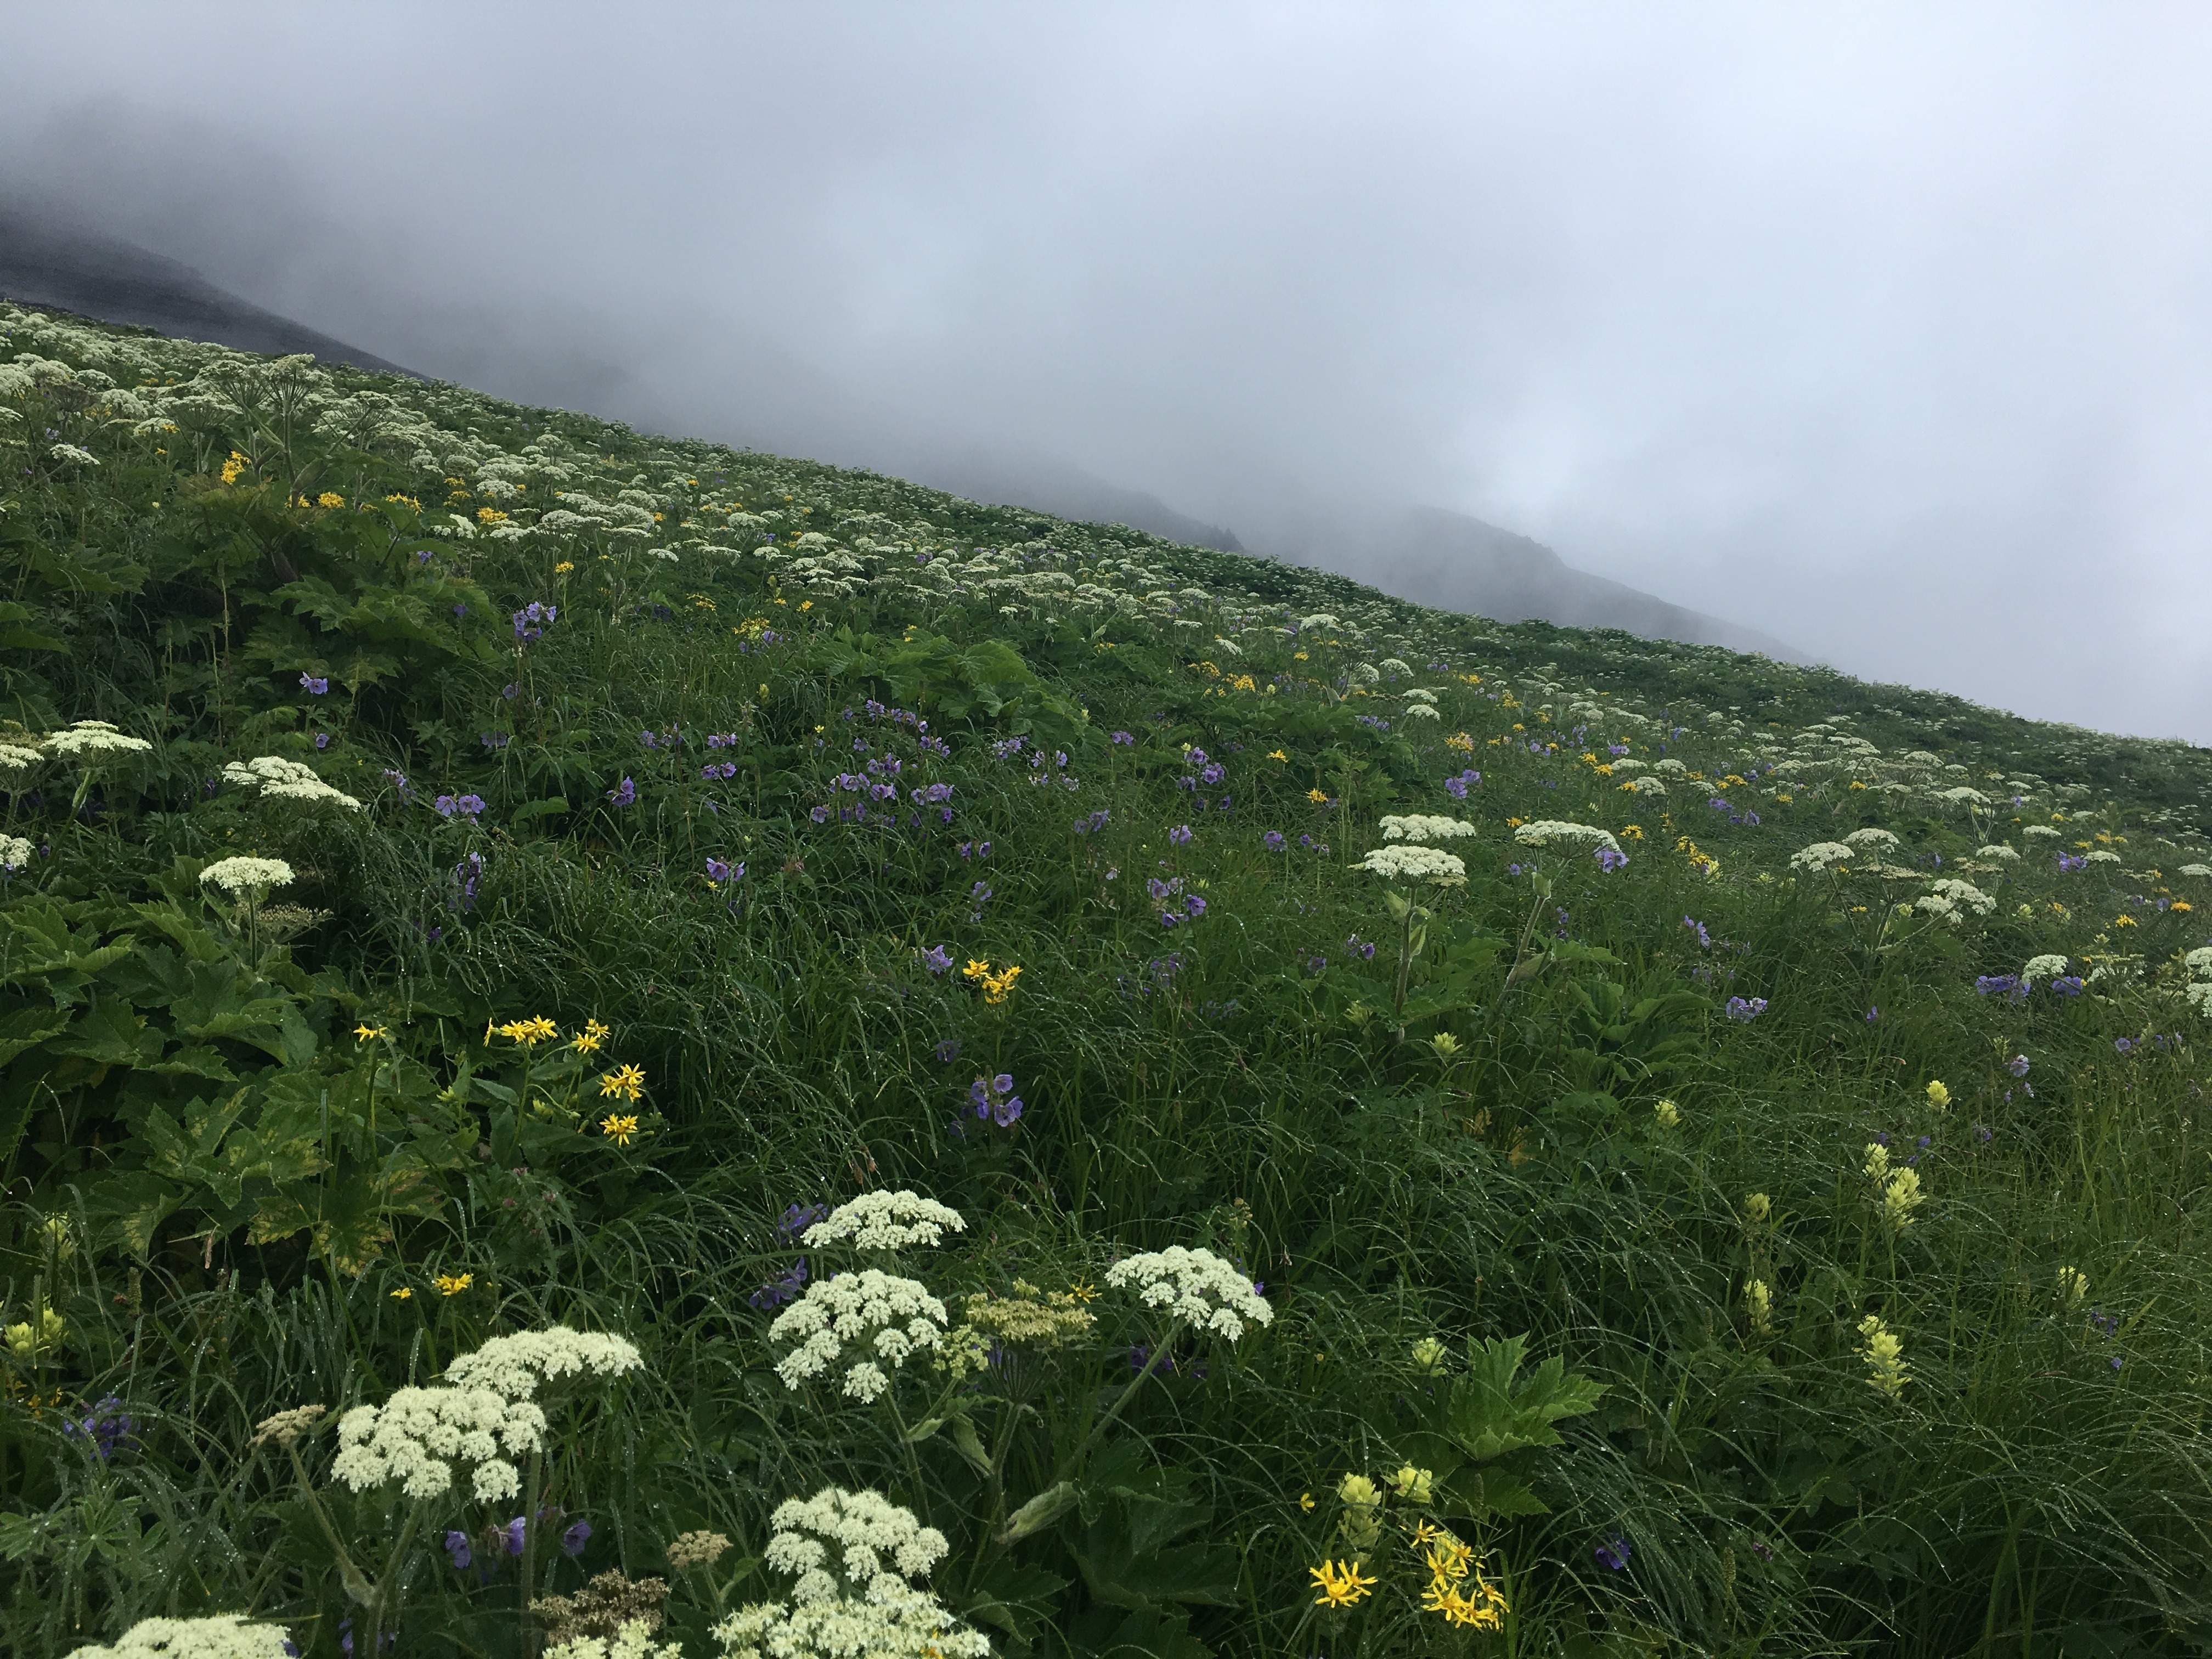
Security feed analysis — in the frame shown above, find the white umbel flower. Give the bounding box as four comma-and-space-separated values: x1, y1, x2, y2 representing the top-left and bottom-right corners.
199, 856, 296, 898
1513, 820, 1621, 854
769, 1271, 947, 1400
1401, 703, 1440, 720
1844, 827, 1899, 851
764, 1487, 950, 1603
63, 1614, 297, 1659
1358, 844, 1466, 883
715, 1586, 990, 1659
330, 1385, 546, 1502
2180, 862, 2212, 877
223, 754, 362, 810
0, 834, 31, 872
544, 1620, 682, 1659
48, 443, 99, 467
1927, 878, 1995, 916
802, 1190, 966, 1252
445, 1326, 644, 1401
43, 720, 151, 757
1377, 814, 1476, 843
1789, 842, 1855, 873
0, 742, 43, 773
2021, 953, 2070, 985
1976, 845, 2021, 862
1105, 1245, 1272, 1341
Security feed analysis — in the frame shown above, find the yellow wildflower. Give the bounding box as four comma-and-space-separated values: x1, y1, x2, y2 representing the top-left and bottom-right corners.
1307, 788, 1330, 804
495, 1017, 561, 1046
600, 1113, 640, 1147
1069, 1279, 1098, 1302
221, 452, 247, 484
434, 1273, 474, 1297
476, 506, 508, 524
555, 560, 575, 574
1925, 1080, 1950, 1110
5, 1306, 65, 1358
1744, 1192, 1771, 1224
981, 964, 1023, 1005
1308, 1559, 1376, 1609
354, 1022, 389, 1042
599, 1064, 647, 1103
1299, 1492, 1316, 1513
963, 959, 994, 981
390, 1288, 413, 1300
318, 492, 346, 509
1654, 1098, 1680, 1129
1746, 1278, 1773, 1335
1857, 1313, 1908, 1397
1267, 749, 1288, 762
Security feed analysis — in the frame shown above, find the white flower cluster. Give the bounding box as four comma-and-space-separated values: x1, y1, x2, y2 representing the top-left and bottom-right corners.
1927, 878, 1995, 916
1104, 1245, 1273, 1341
330, 1385, 546, 1502
544, 1621, 682, 1659
48, 443, 99, 467
1937, 786, 1990, 808
1401, 703, 1441, 720
1378, 814, 1477, 843
63, 1615, 297, 1659
1, 834, 31, 872
1845, 827, 1900, 851
1790, 842, 1855, 873
715, 1586, 989, 1659
2181, 862, 2212, 877
445, 1326, 644, 1400
199, 856, 296, 898
223, 754, 362, 811
1513, 820, 1622, 854
769, 1271, 947, 1401
764, 1487, 950, 1604
2023, 825, 2062, 840
1623, 775, 1667, 795
2086, 850, 2121, 866
1358, 844, 1466, 883
802, 1190, 967, 1252
0, 742, 42, 772
1975, 844, 2021, 862
43, 719, 151, 758
2021, 953, 2070, 985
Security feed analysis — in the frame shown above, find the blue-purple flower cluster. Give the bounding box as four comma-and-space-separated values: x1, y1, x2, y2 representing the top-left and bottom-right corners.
969, 1073, 1024, 1127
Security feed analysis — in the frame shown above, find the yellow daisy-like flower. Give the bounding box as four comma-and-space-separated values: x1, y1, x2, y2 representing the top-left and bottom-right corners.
1300, 1493, 1316, 1513
1069, 1279, 1098, 1302
572, 1019, 610, 1055
354, 1022, 389, 1042
981, 964, 1023, 1005
318, 491, 346, 510
599, 1063, 646, 1102
434, 1273, 473, 1296
1310, 1559, 1376, 1609
495, 1016, 560, 1046
1267, 749, 1288, 761
1307, 788, 1330, 804
963, 958, 994, 981
600, 1113, 640, 1147
555, 560, 575, 574
390, 1287, 413, 1300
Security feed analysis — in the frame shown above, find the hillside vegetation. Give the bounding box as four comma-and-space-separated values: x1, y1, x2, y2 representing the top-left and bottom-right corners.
3, 300, 2211, 1659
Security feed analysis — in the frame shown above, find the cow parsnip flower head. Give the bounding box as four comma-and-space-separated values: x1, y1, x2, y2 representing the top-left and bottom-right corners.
764, 1487, 950, 1604
2181, 862, 2212, 878
1976, 844, 2021, 862
330, 1384, 546, 1502
1789, 842, 1855, 873
803, 1189, 967, 1252
543, 1620, 682, 1659
199, 856, 295, 898
714, 1585, 990, 1659
444, 1326, 644, 1401
1513, 820, 1622, 854
1358, 844, 1466, 883
769, 1271, 948, 1401
0, 742, 43, 774
2022, 953, 2070, 985
61, 1613, 298, 1659
222, 754, 362, 810
1378, 814, 1477, 843
0, 834, 32, 872
1927, 878, 1995, 916
1843, 827, 1900, 851
43, 720, 152, 758
1105, 1245, 1273, 1341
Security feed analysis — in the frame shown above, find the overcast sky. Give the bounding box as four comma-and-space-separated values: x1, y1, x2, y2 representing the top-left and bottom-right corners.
5, 3, 2211, 738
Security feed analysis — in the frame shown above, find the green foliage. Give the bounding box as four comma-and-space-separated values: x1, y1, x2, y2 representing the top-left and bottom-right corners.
4, 298, 2212, 1659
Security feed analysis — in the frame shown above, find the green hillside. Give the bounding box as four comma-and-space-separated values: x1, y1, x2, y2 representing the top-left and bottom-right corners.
3, 300, 2210, 1659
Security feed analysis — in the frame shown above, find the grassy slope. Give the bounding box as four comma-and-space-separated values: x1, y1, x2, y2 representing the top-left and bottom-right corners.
2, 301, 2210, 1659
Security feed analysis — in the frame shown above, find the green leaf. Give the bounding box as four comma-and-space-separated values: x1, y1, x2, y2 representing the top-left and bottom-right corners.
1439, 1334, 1609, 1462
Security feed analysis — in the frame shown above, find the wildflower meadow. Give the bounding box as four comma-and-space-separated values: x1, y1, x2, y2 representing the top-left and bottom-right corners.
3, 299, 2211, 1657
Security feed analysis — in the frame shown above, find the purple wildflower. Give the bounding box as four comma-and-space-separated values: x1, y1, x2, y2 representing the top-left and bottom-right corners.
1169, 824, 1193, 847
444, 1531, 473, 1571
749, 1259, 810, 1310
300, 673, 329, 695
2008, 1054, 2030, 1077
1595, 1536, 1633, 1571
969, 1073, 1024, 1127
1725, 996, 1768, 1023
923, 945, 953, 975
1594, 845, 1628, 872
606, 776, 635, 806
